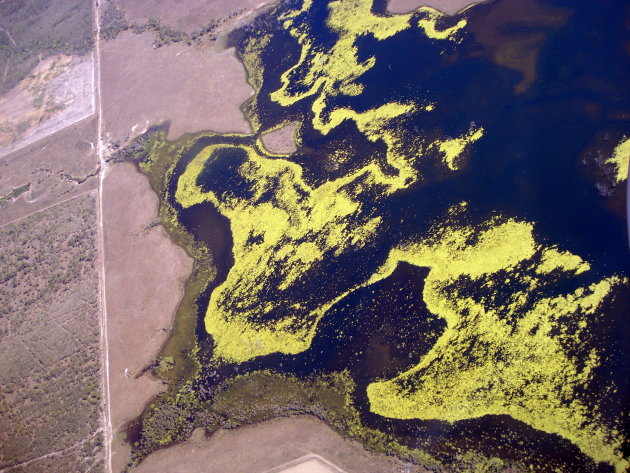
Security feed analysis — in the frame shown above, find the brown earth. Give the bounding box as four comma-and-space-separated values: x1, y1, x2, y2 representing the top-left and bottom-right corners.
0, 55, 72, 148
261, 122, 299, 155
116, 0, 275, 34
100, 30, 253, 146
134, 415, 429, 473
387, 0, 488, 15
0, 53, 95, 158
0, 116, 99, 227
101, 162, 193, 473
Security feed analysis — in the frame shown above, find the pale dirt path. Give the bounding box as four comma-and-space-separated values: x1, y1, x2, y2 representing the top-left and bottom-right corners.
0, 26, 16, 46
93, 1, 114, 472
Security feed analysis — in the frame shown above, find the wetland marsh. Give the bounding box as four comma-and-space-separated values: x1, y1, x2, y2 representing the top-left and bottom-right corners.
124, 1, 630, 472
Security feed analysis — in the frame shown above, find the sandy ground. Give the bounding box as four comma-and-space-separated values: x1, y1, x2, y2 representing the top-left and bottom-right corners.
116, 0, 275, 34
261, 122, 299, 154
0, 53, 95, 158
265, 455, 347, 473
101, 163, 193, 473
0, 116, 99, 227
387, 0, 488, 15
134, 416, 430, 473
100, 31, 253, 146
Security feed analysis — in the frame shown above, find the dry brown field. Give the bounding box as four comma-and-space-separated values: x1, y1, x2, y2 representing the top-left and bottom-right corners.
100, 30, 253, 147
134, 416, 429, 473
101, 163, 193, 473
97, 3, 284, 471
0, 193, 104, 472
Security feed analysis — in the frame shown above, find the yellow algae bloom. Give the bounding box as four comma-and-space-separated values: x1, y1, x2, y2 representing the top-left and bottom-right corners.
271, 0, 464, 138
536, 247, 590, 275
606, 136, 629, 184
366, 213, 627, 472
435, 127, 484, 170
164, 4, 627, 470
176, 143, 390, 362
174, 116, 486, 363
416, 7, 467, 41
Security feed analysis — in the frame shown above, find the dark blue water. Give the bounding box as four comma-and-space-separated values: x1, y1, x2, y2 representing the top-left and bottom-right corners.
162, 0, 630, 470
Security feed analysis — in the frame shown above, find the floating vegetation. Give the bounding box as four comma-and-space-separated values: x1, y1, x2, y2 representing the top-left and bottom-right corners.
367, 208, 626, 469
130, 0, 630, 471
606, 137, 629, 184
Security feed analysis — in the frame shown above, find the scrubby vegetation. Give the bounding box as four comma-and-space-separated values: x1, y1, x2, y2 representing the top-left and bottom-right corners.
110, 132, 438, 471
0, 194, 103, 471
0, 0, 94, 95
123, 369, 445, 472
99, 0, 244, 48
107, 124, 168, 163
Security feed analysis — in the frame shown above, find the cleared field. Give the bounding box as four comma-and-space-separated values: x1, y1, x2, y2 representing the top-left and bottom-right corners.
102, 163, 192, 473
0, 53, 95, 158
0, 192, 103, 472
0, 116, 99, 227
100, 31, 252, 147
0, 0, 93, 95
134, 416, 427, 473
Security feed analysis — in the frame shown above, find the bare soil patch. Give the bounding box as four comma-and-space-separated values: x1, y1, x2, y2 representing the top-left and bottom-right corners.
134, 415, 428, 473
115, 0, 275, 34
261, 122, 299, 155
265, 455, 346, 473
0, 116, 99, 227
102, 163, 192, 473
100, 31, 253, 146
0, 53, 95, 158
0, 193, 103, 472
387, 0, 487, 15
